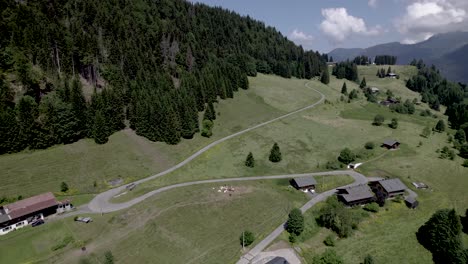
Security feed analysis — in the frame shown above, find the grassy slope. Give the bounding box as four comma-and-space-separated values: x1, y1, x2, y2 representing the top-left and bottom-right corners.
0, 74, 320, 199
0, 180, 308, 264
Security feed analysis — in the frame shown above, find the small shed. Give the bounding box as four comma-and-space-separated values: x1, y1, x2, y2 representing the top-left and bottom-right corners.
387, 73, 397, 78
370, 87, 379, 93
291, 177, 317, 191
412, 182, 428, 189
382, 139, 400, 149
405, 196, 419, 209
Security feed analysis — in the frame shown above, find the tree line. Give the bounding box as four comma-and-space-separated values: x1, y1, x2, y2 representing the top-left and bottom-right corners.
374, 55, 397, 65
0, 0, 327, 154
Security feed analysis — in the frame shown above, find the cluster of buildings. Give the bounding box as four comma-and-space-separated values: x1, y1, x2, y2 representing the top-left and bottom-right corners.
0, 192, 72, 236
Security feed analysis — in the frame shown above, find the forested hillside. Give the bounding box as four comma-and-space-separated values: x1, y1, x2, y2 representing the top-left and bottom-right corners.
0, 0, 327, 154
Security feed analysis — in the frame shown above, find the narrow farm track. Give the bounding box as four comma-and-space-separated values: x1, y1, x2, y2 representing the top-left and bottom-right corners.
86, 81, 326, 213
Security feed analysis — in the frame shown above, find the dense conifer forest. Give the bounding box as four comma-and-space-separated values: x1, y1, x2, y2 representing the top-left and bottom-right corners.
0, 0, 327, 154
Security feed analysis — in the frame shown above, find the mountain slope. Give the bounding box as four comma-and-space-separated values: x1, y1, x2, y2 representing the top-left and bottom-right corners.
0, 0, 326, 154
328, 31, 468, 82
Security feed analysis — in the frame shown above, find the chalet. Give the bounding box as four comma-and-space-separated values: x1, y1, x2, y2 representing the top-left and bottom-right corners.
382, 139, 400, 149
380, 98, 399, 106
405, 196, 419, 209
386, 73, 397, 78
373, 178, 407, 198
337, 185, 375, 206
291, 177, 316, 191
0, 192, 65, 235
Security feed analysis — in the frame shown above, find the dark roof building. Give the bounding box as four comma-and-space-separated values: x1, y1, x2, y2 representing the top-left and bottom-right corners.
1, 192, 58, 235
266, 257, 289, 264
375, 178, 407, 197
337, 185, 375, 206
291, 177, 317, 190
382, 139, 400, 149
405, 196, 419, 209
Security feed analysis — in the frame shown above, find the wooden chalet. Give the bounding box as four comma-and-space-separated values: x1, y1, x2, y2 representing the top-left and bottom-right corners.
382, 139, 400, 149
337, 185, 375, 206
291, 177, 317, 191
373, 178, 407, 198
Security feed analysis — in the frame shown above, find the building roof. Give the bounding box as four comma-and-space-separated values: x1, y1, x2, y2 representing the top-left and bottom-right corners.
266, 257, 289, 264
383, 139, 399, 146
378, 178, 407, 193
371, 87, 379, 91
293, 177, 317, 187
405, 196, 417, 204
338, 185, 374, 202
4, 192, 58, 220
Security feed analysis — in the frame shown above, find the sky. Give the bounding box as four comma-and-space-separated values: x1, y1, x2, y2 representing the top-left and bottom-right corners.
189, 0, 468, 53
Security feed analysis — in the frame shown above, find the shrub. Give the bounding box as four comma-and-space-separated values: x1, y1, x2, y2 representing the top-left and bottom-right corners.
373, 114, 385, 126
104, 251, 114, 264
289, 233, 297, 243
60, 182, 69, 193
201, 120, 214, 138
363, 202, 380, 213
240, 231, 255, 247
323, 235, 335, 247
463, 159, 468, 168
364, 142, 375, 150
338, 148, 355, 164
434, 120, 445, 132
311, 249, 344, 264
389, 118, 398, 129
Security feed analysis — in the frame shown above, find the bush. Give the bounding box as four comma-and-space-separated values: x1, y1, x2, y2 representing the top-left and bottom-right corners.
338, 148, 355, 164
363, 202, 380, 213
460, 144, 468, 159
364, 142, 375, 150
201, 120, 214, 138
393, 195, 404, 203
434, 120, 445, 132
60, 182, 69, 193
323, 235, 335, 247
311, 249, 344, 264
463, 159, 468, 167
240, 231, 255, 247
289, 233, 297, 243
389, 118, 398, 129
326, 161, 342, 170
104, 251, 114, 264
373, 114, 385, 126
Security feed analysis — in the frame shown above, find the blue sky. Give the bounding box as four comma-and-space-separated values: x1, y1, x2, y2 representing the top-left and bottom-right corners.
189, 0, 468, 53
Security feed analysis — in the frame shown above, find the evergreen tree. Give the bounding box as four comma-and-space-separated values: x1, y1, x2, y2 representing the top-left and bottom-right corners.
269, 142, 282, 163
390, 118, 398, 129
286, 208, 304, 236
416, 209, 467, 264
360, 77, 367, 89
239, 231, 255, 247
373, 114, 385, 126
455, 129, 466, 144
245, 152, 255, 168
201, 119, 214, 138
341, 82, 348, 95
60, 182, 69, 192
321, 67, 330, 84
93, 110, 109, 144
203, 102, 216, 121
338, 148, 355, 164
434, 120, 446, 132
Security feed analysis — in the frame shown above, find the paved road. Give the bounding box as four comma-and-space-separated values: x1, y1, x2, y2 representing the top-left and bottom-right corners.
237, 171, 368, 264
86, 81, 325, 213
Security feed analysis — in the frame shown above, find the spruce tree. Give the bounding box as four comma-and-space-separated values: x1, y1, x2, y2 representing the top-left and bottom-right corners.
341, 82, 348, 95
245, 152, 255, 168
203, 102, 216, 121
93, 110, 109, 144
269, 142, 282, 163
320, 67, 330, 84
434, 120, 446, 132
360, 77, 367, 88
390, 118, 398, 129
286, 208, 304, 236
240, 73, 249, 90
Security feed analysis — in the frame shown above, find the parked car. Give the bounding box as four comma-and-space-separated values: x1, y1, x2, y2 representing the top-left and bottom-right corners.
31, 219, 45, 227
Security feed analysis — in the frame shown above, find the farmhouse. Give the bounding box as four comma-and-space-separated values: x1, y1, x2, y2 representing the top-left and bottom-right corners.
373, 178, 407, 198
382, 139, 400, 149
0, 192, 65, 235
291, 177, 316, 191
337, 185, 375, 206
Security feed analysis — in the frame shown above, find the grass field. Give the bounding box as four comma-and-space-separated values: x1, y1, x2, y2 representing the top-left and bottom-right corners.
0, 74, 320, 199
1, 179, 341, 264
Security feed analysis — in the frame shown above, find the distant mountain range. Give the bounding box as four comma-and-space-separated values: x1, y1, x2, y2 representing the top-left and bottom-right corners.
328, 31, 468, 83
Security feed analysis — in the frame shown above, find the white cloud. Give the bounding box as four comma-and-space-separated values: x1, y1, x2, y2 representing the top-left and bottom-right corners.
288, 29, 314, 47
368, 0, 378, 8
396, 0, 468, 43
320, 8, 382, 43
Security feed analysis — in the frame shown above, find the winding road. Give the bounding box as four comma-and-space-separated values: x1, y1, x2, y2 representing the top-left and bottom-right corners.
86, 81, 326, 213
65, 80, 416, 263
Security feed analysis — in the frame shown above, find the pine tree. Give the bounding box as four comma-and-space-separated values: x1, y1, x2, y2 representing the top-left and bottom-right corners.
93, 110, 109, 144
286, 208, 304, 235
320, 67, 330, 84
341, 82, 348, 95
240, 73, 249, 90
390, 118, 398, 129
360, 77, 367, 88
269, 142, 282, 163
245, 152, 255, 168
203, 101, 216, 121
